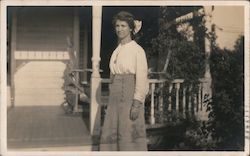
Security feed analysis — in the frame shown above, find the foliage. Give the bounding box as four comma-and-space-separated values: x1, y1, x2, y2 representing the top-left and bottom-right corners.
208, 36, 244, 150
145, 7, 211, 150
174, 35, 245, 151
173, 120, 217, 150
146, 6, 244, 151
150, 6, 206, 84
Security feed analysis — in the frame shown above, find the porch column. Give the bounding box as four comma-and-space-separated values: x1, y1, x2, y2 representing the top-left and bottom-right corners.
204, 6, 213, 80
198, 6, 213, 121
73, 8, 80, 113
90, 6, 102, 136
10, 8, 17, 108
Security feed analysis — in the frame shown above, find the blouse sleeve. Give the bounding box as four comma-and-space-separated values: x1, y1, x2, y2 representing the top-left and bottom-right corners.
133, 47, 149, 104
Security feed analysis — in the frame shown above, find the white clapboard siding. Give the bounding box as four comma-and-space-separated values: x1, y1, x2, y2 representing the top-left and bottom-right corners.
15, 79, 65, 87
14, 72, 64, 79
13, 8, 75, 106
14, 61, 66, 106
16, 8, 73, 52
15, 88, 64, 95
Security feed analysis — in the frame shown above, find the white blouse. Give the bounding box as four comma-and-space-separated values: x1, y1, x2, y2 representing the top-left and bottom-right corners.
109, 40, 149, 103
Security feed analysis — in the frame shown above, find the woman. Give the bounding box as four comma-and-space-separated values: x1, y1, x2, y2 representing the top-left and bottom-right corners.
100, 11, 149, 151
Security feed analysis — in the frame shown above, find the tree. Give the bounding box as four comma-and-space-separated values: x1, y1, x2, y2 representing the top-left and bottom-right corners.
150, 6, 206, 83
209, 36, 244, 150
147, 6, 244, 151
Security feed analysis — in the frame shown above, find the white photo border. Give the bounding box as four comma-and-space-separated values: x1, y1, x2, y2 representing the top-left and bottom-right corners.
1, 0, 249, 156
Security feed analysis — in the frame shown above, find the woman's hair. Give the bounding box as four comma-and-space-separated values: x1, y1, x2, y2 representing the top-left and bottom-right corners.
112, 11, 135, 38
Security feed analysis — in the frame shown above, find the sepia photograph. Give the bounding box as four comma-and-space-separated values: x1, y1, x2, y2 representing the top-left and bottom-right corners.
0, 0, 249, 155
6, 5, 94, 151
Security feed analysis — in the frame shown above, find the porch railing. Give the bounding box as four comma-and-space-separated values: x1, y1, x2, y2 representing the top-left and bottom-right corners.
146, 79, 209, 126
100, 78, 209, 127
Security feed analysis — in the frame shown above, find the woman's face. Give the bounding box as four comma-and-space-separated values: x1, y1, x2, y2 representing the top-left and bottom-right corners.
115, 19, 132, 40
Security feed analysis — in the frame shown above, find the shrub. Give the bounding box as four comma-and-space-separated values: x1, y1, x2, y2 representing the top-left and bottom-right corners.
208, 36, 244, 150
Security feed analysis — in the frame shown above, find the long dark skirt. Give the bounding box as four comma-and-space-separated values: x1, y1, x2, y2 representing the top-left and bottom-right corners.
99, 74, 147, 151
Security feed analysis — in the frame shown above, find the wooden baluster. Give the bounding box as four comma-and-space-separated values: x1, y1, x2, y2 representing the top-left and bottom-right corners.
158, 83, 164, 112
59, 53, 64, 59
175, 82, 180, 121
150, 83, 155, 125
193, 86, 197, 116
168, 83, 173, 121
158, 83, 164, 123
200, 82, 204, 111
168, 83, 173, 111
176, 82, 180, 113
188, 85, 193, 116
18, 52, 21, 59
198, 83, 202, 111
197, 83, 203, 120
48, 51, 51, 60
27, 51, 29, 59
73, 71, 80, 113
182, 86, 186, 119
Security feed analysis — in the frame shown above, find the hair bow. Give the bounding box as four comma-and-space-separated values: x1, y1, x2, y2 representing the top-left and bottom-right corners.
133, 20, 142, 35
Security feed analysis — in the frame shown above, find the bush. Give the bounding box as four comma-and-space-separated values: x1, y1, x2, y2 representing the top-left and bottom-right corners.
174, 120, 217, 150
147, 6, 244, 150
208, 36, 244, 150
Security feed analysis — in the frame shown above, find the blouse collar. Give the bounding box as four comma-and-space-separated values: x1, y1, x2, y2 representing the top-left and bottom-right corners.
119, 40, 135, 47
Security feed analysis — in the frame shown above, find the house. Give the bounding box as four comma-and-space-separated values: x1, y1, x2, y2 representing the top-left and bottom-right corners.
7, 6, 92, 107
7, 6, 94, 150
6, 5, 214, 150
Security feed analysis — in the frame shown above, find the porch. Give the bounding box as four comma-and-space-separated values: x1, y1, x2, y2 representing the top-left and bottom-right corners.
6, 6, 213, 151
7, 6, 94, 150
7, 75, 210, 151
7, 105, 96, 151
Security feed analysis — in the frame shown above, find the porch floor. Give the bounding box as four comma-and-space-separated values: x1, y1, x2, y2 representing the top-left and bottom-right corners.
7, 105, 95, 151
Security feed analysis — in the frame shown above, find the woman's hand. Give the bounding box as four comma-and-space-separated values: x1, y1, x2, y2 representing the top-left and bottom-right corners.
130, 99, 142, 121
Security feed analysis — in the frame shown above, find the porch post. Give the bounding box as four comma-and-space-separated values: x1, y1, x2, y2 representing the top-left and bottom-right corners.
10, 8, 17, 108
198, 6, 213, 121
204, 6, 213, 80
90, 6, 102, 136
82, 16, 89, 83
73, 8, 80, 113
